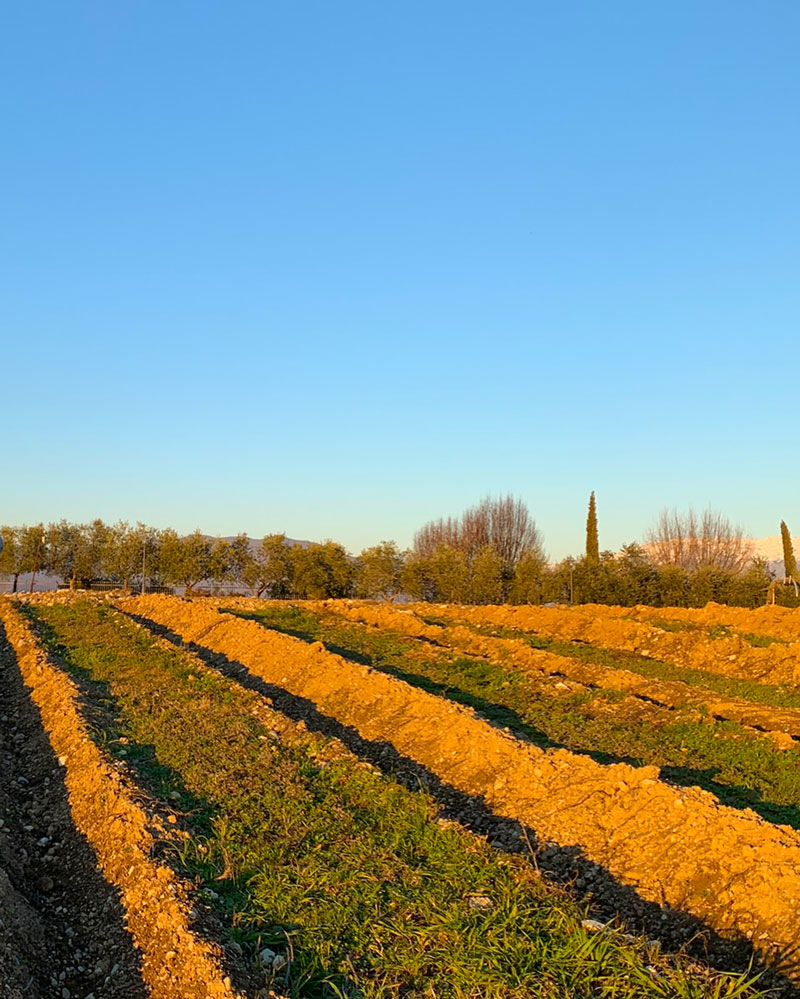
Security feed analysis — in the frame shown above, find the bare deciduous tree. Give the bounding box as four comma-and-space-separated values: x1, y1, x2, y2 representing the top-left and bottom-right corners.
413, 495, 544, 571
647, 508, 754, 574
413, 516, 461, 557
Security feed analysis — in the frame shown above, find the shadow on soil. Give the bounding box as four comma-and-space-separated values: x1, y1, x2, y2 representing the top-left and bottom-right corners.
21, 613, 269, 999
125, 610, 800, 996
0, 622, 147, 999
226, 612, 800, 832
419, 614, 800, 710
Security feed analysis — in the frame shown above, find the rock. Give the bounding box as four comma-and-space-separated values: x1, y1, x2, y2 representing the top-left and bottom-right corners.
581, 918, 607, 932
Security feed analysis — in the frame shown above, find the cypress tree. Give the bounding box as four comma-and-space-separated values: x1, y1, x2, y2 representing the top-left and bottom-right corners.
586, 491, 599, 562
781, 521, 797, 582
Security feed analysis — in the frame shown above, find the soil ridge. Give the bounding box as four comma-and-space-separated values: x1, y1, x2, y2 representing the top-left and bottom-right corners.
119, 594, 800, 980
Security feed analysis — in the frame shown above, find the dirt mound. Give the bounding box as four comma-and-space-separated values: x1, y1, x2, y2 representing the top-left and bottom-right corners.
627, 602, 800, 643
317, 601, 800, 744
121, 594, 800, 979
0, 596, 248, 999
0, 614, 146, 999
401, 601, 800, 686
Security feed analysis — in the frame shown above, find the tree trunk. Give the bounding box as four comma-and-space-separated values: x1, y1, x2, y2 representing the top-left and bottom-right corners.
12, 573, 19, 594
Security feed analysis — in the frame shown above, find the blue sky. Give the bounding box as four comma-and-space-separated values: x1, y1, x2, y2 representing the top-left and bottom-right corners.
2, 1, 798, 558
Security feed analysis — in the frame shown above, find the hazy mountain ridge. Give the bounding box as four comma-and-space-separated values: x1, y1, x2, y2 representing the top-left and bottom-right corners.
748, 535, 800, 563
221, 535, 311, 552
745, 535, 800, 578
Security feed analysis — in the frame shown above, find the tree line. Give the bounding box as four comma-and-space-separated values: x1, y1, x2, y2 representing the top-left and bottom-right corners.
1, 494, 797, 607
0, 521, 358, 599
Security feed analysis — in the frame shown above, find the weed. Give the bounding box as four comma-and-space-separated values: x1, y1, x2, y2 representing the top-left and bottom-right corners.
649, 619, 699, 634
708, 625, 734, 641
739, 633, 782, 648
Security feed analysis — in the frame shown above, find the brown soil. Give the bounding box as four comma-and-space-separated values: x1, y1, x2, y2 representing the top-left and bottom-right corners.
400, 601, 800, 686
0, 597, 248, 999
315, 602, 703, 732
317, 601, 800, 746
0, 615, 146, 999
119, 594, 800, 980
626, 603, 800, 643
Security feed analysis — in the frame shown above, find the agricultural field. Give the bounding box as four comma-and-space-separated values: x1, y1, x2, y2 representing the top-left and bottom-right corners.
1, 595, 800, 998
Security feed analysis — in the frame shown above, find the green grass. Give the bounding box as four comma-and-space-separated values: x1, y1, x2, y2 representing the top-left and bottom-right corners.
707, 625, 734, 641
515, 630, 800, 709
642, 617, 784, 649
739, 633, 783, 648
231, 606, 800, 831
22, 600, 765, 999
648, 619, 700, 634
419, 613, 800, 712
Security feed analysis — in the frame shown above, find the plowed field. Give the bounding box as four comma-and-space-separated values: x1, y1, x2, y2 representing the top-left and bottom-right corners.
2, 592, 798, 999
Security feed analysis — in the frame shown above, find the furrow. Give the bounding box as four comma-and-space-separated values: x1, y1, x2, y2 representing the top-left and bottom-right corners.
121, 594, 800, 979
322, 601, 800, 744
410, 602, 800, 686
0, 597, 247, 999
626, 604, 800, 644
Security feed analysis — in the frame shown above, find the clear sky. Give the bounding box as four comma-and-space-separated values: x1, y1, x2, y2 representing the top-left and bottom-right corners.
2, 1, 798, 559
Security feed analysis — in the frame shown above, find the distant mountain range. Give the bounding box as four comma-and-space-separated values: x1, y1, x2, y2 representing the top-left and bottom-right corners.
222, 536, 311, 552
636, 535, 798, 577
747, 535, 800, 577
748, 535, 800, 562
